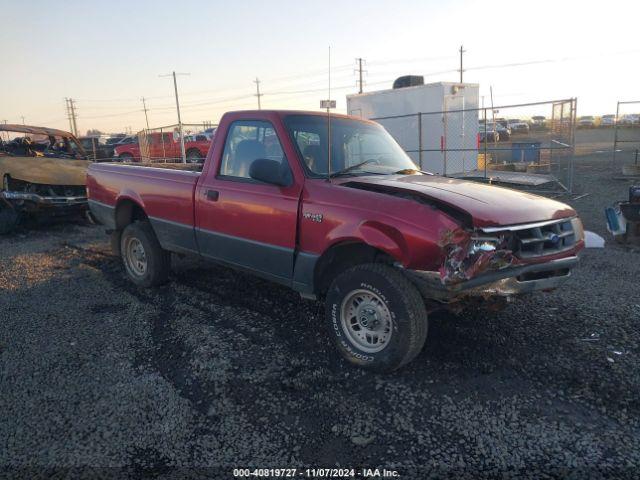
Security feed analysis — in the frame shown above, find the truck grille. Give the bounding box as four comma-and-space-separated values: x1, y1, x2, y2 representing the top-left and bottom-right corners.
484, 219, 577, 259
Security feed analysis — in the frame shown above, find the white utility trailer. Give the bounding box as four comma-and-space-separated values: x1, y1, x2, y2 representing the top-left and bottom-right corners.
347, 81, 479, 175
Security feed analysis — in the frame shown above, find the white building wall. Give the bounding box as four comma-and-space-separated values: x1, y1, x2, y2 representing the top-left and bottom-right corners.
347, 82, 479, 175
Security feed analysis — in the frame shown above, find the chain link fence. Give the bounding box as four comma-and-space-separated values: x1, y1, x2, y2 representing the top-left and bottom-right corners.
137, 122, 216, 163
372, 98, 577, 193
613, 100, 640, 176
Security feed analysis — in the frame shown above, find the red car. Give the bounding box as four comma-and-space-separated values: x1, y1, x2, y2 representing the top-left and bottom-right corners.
113, 131, 210, 163
87, 110, 584, 372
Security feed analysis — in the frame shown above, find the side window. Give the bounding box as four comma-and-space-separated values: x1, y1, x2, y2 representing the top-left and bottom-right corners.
220, 120, 286, 179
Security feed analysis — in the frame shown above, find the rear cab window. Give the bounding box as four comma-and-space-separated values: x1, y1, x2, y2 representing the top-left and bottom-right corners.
219, 120, 288, 180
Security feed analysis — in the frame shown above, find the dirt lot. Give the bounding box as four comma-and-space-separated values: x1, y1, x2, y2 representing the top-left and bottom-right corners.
1, 150, 639, 478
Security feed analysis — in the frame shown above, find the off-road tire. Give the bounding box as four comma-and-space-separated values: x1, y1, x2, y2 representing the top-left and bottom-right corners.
0, 205, 20, 235
325, 263, 428, 372
120, 221, 170, 287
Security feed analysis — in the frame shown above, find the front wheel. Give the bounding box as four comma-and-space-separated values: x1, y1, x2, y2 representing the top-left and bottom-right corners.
120, 221, 170, 287
325, 263, 428, 372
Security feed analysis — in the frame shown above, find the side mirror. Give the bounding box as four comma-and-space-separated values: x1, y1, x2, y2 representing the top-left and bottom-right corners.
249, 158, 292, 187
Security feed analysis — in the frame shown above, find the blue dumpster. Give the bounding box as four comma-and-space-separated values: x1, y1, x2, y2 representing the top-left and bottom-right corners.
511, 142, 541, 163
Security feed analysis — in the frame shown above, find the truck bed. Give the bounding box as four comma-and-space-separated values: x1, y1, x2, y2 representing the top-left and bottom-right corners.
87, 163, 200, 250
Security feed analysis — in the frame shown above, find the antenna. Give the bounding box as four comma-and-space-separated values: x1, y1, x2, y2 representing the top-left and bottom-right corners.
319, 47, 336, 180
328, 46, 331, 180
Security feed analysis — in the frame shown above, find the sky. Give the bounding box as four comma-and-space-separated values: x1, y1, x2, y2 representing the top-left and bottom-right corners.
2, 0, 640, 135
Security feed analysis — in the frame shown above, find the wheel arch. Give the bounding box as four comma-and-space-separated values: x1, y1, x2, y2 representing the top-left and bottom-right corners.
114, 197, 148, 230
312, 240, 398, 296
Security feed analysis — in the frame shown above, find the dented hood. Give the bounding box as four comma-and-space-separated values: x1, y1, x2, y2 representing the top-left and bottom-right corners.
342, 174, 577, 228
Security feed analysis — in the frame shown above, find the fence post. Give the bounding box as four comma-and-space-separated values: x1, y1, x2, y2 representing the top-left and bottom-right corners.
569, 97, 577, 194
613, 101, 620, 169
161, 127, 166, 162
483, 108, 488, 179
418, 113, 423, 169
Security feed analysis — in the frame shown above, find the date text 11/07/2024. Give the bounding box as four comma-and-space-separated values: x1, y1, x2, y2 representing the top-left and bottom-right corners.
232, 467, 401, 478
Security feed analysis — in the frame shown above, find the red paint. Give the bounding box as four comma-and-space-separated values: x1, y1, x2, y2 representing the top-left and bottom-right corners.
87, 110, 584, 273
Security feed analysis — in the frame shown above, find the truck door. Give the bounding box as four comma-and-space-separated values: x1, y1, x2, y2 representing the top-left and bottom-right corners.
194, 119, 301, 285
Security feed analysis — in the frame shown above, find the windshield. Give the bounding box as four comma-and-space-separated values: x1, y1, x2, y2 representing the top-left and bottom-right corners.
284, 115, 418, 177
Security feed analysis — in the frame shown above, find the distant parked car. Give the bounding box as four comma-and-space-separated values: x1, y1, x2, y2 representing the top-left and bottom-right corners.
478, 124, 499, 143
184, 134, 210, 143
600, 115, 616, 127
619, 114, 640, 126
578, 116, 596, 128
507, 119, 530, 134
106, 135, 126, 145
78, 136, 115, 160
495, 123, 511, 140
115, 136, 138, 146
530, 116, 546, 129
481, 121, 511, 141
203, 127, 217, 141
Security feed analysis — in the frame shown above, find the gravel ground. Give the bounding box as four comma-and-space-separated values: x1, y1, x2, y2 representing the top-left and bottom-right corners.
1, 153, 639, 479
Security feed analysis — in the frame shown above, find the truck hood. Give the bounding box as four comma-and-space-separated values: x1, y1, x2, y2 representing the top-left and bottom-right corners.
341, 174, 577, 228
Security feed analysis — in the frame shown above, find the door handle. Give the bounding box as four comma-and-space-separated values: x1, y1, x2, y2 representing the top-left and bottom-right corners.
206, 190, 219, 201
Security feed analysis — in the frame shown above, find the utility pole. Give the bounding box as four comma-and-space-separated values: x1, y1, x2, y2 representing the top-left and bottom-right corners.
141, 97, 150, 130
65, 98, 73, 133
254, 77, 262, 109
160, 71, 190, 163
68, 98, 78, 136
355, 58, 366, 94
458, 45, 465, 84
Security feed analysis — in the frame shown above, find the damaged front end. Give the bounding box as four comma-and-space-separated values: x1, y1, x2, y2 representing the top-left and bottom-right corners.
437, 228, 513, 285
0, 178, 87, 234
1, 178, 87, 213
405, 217, 583, 303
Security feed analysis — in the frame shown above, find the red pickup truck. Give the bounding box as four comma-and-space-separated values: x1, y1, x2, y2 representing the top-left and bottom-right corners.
113, 131, 210, 163
87, 110, 584, 371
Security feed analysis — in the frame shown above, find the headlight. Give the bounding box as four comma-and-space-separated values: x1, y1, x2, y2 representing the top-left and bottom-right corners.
468, 237, 500, 254
571, 217, 585, 242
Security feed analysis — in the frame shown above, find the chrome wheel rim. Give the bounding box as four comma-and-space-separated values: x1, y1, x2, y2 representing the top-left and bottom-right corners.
125, 237, 147, 276
340, 289, 393, 353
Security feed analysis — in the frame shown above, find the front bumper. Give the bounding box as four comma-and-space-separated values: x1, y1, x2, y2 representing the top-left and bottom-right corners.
1, 191, 87, 209
406, 256, 579, 301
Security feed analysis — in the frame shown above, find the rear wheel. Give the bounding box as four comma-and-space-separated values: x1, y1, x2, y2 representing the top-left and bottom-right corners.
325, 263, 428, 372
119, 153, 133, 163
186, 149, 203, 163
120, 221, 170, 287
